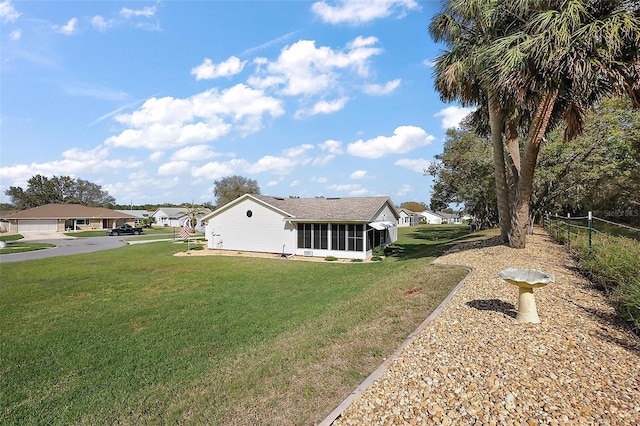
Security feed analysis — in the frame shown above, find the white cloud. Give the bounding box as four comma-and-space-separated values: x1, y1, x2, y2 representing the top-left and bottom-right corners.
363, 79, 401, 95
318, 139, 343, 154
0, 0, 21, 24
396, 184, 412, 197
350, 170, 367, 179
105, 84, 284, 150
0, 145, 142, 186
56, 17, 78, 35
303, 97, 349, 117
62, 82, 129, 101
91, 15, 112, 31
394, 158, 432, 173
312, 154, 335, 166
311, 176, 328, 183
347, 126, 434, 159
171, 145, 221, 161
191, 56, 247, 80
158, 161, 190, 176
328, 183, 362, 192
248, 37, 382, 96
120, 6, 156, 18
290, 180, 300, 187
283, 144, 314, 158
266, 180, 280, 187
149, 151, 164, 162
311, 0, 419, 25
423, 58, 436, 68
9, 29, 21, 40
434, 106, 475, 129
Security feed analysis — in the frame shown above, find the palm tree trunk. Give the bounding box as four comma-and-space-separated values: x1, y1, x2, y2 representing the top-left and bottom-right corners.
509, 90, 558, 248
488, 93, 511, 243
504, 120, 520, 210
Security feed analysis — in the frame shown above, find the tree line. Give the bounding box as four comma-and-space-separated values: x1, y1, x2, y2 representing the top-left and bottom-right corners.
428, 96, 640, 228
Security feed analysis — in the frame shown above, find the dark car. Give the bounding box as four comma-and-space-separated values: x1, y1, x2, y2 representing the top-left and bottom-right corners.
106, 224, 143, 236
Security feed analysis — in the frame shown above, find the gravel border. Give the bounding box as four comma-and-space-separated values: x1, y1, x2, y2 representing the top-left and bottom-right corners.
328, 230, 640, 425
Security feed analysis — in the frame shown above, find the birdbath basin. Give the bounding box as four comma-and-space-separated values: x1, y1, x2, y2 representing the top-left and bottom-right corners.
498, 268, 554, 324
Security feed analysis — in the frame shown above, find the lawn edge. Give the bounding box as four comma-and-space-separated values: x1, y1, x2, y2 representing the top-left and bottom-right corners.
319, 263, 474, 426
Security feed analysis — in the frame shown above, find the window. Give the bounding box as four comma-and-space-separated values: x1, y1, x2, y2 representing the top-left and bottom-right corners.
298, 223, 312, 249
332, 224, 346, 251
76, 219, 89, 225
347, 224, 363, 251
298, 223, 328, 249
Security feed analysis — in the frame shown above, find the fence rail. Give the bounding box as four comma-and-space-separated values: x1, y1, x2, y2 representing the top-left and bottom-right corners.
544, 212, 640, 253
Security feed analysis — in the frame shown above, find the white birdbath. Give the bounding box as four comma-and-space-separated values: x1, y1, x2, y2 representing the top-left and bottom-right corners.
498, 268, 554, 324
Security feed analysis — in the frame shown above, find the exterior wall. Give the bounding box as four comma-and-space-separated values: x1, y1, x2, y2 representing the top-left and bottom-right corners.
420, 212, 443, 224
398, 211, 419, 227
371, 205, 398, 243
206, 198, 296, 254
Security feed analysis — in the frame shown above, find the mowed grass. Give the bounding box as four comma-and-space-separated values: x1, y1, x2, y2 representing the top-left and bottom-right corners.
1, 225, 473, 425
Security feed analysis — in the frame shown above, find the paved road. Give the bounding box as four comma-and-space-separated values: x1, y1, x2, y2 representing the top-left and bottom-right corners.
0, 236, 129, 263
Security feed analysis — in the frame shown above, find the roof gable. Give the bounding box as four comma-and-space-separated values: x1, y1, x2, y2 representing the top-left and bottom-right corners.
204, 194, 398, 222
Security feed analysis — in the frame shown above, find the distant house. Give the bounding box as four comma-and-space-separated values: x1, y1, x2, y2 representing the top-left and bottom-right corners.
201, 194, 399, 260
419, 210, 445, 224
439, 212, 464, 225
151, 207, 212, 231
2, 204, 136, 233
115, 209, 152, 226
397, 208, 420, 227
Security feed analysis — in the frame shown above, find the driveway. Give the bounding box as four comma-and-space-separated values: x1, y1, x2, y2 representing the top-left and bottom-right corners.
0, 234, 129, 263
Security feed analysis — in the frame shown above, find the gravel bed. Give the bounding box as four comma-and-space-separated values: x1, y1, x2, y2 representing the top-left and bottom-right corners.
333, 230, 639, 425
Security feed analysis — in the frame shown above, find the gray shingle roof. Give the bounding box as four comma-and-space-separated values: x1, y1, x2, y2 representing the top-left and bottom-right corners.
252, 195, 396, 222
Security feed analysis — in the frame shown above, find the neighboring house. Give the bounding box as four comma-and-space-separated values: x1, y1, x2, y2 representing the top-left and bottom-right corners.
419, 210, 445, 224
151, 207, 212, 231
397, 208, 420, 227
2, 204, 136, 233
202, 194, 399, 260
439, 212, 464, 224
115, 209, 152, 226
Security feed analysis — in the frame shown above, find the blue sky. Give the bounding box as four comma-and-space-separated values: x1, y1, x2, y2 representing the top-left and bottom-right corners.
0, 0, 472, 206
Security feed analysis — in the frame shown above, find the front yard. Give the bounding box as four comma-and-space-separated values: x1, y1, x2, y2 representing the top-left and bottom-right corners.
0, 225, 478, 425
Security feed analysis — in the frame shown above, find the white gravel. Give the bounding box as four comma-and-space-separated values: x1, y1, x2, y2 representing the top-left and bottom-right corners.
332, 230, 640, 425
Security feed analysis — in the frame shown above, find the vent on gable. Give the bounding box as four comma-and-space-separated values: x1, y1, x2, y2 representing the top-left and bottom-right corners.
303, 250, 313, 257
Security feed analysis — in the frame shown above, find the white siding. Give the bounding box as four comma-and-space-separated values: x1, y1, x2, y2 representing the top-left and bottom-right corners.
206, 198, 296, 254
370, 204, 398, 243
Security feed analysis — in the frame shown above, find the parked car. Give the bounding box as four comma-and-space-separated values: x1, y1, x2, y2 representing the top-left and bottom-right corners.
106, 224, 143, 236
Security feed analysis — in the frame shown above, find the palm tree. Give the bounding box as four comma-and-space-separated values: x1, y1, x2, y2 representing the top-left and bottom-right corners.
429, 0, 516, 243
484, 0, 640, 247
430, 0, 640, 248
180, 203, 208, 233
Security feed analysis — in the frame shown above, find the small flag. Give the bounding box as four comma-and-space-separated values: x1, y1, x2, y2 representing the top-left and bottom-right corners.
180, 224, 190, 239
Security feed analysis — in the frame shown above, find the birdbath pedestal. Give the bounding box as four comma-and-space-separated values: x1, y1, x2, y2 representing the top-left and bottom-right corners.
498, 268, 555, 324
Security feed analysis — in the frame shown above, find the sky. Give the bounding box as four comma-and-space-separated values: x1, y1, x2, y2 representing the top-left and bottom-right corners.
0, 0, 473, 207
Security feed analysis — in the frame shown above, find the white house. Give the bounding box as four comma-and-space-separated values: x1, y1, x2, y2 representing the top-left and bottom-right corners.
397, 208, 420, 227
202, 194, 399, 260
152, 207, 212, 231
116, 209, 152, 226
419, 210, 445, 224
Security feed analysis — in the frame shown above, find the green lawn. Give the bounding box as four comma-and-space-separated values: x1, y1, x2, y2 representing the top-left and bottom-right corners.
1, 225, 476, 425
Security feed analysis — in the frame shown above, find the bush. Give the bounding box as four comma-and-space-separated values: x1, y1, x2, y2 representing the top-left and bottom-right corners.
580, 235, 640, 333
324, 256, 338, 262
371, 256, 383, 262
350, 258, 363, 263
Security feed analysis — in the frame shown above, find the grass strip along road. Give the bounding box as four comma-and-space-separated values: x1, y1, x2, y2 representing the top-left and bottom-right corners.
1, 225, 479, 425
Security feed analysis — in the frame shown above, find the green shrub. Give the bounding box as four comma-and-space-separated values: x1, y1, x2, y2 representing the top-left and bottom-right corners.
324, 256, 338, 262
371, 256, 383, 262
350, 258, 363, 263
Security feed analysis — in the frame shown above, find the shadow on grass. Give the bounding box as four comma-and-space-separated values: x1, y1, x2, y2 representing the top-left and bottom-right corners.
466, 299, 517, 319
388, 227, 503, 261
